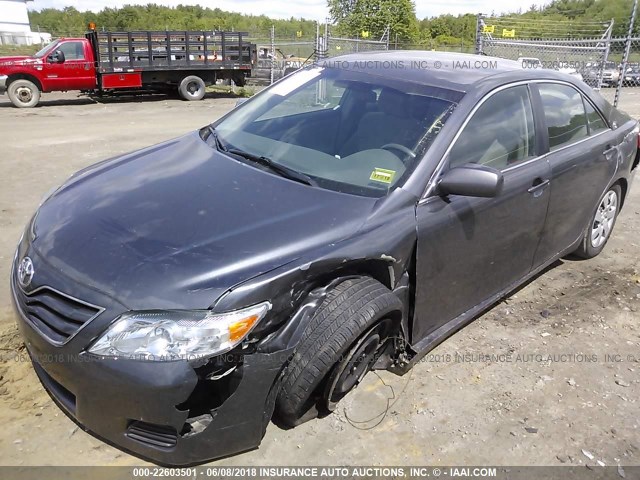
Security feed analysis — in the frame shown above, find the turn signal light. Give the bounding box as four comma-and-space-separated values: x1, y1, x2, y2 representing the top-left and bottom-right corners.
229, 314, 260, 342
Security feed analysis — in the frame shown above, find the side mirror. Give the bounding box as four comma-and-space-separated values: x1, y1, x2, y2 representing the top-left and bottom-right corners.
47, 50, 65, 64
438, 163, 504, 198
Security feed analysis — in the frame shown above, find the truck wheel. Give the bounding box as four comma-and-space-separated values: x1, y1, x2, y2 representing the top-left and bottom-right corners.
232, 73, 246, 87
572, 184, 622, 259
276, 277, 402, 427
178, 76, 206, 101
8, 79, 41, 108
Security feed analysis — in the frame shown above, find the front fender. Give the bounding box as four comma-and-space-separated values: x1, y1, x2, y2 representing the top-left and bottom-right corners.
212, 199, 418, 350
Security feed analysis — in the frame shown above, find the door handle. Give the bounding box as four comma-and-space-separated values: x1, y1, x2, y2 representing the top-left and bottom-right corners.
603, 145, 617, 156
528, 178, 550, 194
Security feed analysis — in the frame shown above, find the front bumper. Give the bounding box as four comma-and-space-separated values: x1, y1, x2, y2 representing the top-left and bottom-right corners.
11, 248, 289, 466
0, 75, 7, 95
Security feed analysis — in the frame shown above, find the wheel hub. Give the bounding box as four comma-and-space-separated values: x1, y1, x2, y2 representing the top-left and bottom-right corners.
187, 82, 200, 95
324, 322, 391, 412
334, 334, 380, 396
16, 87, 33, 103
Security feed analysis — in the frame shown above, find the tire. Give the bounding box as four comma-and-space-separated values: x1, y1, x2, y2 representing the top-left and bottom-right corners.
232, 73, 246, 87
573, 184, 622, 259
275, 277, 402, 426
8, 79, 40, 108
178, 75, 206, 101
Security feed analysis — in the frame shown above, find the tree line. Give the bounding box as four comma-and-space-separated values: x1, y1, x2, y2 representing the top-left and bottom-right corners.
26, 0, 639, 49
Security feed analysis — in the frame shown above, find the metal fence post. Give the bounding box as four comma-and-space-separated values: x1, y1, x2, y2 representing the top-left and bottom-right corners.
316, 21, 328, 61
324, 20, 329, 57
475, 13, 484, 55
596, 20, 614, 91
270, 25, 275, 85
614, 0, 638, 107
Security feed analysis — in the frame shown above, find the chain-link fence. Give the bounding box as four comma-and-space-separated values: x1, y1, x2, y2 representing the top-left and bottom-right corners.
246, 25, 318, 85
324, 37, 388, 57
476, 12, 640, 107
248, 24, 389, 85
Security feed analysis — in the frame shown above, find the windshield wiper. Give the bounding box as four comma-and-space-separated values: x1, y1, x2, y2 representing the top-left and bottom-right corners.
207, 125, 228, 153
226, 148, 317, 187
206, 126, 316, 187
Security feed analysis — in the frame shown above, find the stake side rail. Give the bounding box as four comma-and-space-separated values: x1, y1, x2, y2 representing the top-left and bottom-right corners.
86, 30, 255, 73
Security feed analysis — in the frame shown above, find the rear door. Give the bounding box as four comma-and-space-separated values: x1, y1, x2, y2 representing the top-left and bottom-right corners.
413, 84, 551, 342
531, 82, 618, 264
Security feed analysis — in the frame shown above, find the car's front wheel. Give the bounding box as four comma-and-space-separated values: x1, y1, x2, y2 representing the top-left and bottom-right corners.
8, 79, 41, 108
573, 184, 622, 259
275, 277, 402, 426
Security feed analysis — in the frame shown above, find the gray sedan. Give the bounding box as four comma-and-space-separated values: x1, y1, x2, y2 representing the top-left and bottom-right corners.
12, 51, 638, 465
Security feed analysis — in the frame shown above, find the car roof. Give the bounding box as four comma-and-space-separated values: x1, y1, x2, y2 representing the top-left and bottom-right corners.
322, 50, 567, 92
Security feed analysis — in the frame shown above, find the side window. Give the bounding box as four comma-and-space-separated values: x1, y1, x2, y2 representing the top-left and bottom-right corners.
538, 83, 588, 149
57, 41, 85, 61
449, 85, 536, 170
583, 98, 608, 134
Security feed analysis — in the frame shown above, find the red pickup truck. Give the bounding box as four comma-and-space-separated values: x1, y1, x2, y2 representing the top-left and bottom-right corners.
0, 28, 256, 108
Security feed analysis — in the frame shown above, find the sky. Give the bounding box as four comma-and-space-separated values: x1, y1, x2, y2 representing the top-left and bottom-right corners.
28, 0, 553, 21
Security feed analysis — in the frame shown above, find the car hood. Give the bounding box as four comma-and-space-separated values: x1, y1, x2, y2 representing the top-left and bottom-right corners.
31, 131, 376, 310
0, 56, 35, 66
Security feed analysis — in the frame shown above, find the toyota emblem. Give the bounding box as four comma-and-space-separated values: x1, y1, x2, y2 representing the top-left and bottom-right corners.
17, 257, 34, 288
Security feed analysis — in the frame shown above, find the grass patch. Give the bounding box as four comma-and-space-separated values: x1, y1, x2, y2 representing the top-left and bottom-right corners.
206, 85, 257, 97
0, 45, 40, 57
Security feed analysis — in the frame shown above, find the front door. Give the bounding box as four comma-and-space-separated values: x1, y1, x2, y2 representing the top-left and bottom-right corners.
413, 84, 551, 343
44, 40, 96, 92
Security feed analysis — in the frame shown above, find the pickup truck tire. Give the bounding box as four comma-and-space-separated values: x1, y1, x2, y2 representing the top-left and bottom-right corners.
178, 75, 206, 101
275, 277, 402, 427
8, 79, 40, 108
572, 184, 621, 259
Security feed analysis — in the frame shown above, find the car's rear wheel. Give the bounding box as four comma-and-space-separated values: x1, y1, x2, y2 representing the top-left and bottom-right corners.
573, 184, 621, 259
275, 277, 402, 426
8, 79, 41, 108
178, 75, 206, 101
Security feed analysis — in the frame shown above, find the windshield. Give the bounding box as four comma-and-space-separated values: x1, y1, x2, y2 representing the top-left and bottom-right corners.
33, 40, 60, 58
211, 66, 462, 197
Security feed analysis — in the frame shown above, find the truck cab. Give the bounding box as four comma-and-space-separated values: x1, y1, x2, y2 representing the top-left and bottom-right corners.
0, 38, 97, 107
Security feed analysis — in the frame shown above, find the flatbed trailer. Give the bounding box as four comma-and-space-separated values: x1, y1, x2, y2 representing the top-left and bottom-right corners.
88, 30, 255, 92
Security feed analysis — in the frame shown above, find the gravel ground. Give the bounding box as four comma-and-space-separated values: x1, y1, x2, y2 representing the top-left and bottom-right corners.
0, 90, 638, 468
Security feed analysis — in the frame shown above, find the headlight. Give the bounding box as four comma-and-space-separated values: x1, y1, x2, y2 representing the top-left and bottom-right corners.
88, 302, 270, 360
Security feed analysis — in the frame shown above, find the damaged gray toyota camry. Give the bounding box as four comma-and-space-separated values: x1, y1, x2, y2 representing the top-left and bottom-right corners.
11, 51, 638, 465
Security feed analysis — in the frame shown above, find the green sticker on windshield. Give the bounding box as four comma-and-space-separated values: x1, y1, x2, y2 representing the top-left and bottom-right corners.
370, 168, 396, 184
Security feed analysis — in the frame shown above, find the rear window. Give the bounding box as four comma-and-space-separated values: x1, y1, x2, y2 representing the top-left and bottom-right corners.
583, 99, 608, 134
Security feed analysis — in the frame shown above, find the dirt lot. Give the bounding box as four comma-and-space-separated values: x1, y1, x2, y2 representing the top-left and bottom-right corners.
0, 90, 639, 468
